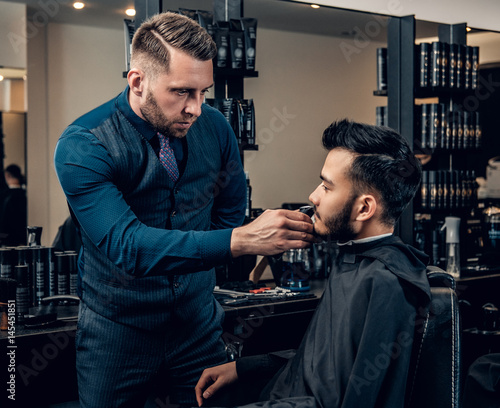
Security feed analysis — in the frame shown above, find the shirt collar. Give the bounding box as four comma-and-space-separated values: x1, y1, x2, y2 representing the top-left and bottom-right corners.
116, 85, 158, 142
337, 232, 394, 246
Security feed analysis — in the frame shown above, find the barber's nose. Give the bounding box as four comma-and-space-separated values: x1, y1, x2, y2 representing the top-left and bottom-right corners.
185, 96, 203, 117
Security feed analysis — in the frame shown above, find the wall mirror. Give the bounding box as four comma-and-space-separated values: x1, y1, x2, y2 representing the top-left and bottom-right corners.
2, 0, 499, 242
0, 67, 27, 186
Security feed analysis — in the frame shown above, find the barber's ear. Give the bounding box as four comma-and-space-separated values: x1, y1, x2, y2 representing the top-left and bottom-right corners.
353, 194, 377, 222
127, 69, 145, 96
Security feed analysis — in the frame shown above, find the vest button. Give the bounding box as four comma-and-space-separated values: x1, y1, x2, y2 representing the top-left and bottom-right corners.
174, 188, 180, 194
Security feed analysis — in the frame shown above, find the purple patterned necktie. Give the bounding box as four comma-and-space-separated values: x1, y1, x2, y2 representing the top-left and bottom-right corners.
157, 132, 179, 182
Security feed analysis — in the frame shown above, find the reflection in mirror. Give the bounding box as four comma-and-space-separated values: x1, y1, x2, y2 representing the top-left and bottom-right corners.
231, 1, 394, 210
6, 0, 500, 244
0, 68, 26, 171
0, 67, 27, 179
0, 67, 27, 246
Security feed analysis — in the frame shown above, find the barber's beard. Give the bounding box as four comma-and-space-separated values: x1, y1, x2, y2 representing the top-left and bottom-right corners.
140, 90, 195, 138
317, 195, 358, 242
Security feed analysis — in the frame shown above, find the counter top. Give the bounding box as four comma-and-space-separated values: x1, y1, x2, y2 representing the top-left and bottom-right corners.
1, 280, 327, 340
458, 264, 500, 281
220, 279, 325, 319
0, 305, 78, 340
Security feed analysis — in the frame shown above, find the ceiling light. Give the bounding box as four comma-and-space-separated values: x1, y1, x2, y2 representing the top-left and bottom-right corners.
0, 75, 4, 82
311, 4, 320, 9
126, 8, 136, 17
73, 2, 85, 10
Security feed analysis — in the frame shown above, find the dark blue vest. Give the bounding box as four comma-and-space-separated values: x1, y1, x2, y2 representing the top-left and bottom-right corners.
78, 105, 224, 331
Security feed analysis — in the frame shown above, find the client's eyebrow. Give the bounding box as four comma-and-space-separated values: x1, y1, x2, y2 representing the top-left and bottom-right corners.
320, 174, 334, 186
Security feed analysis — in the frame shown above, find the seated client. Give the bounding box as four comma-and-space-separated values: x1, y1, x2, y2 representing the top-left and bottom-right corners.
195, 119, 432, 408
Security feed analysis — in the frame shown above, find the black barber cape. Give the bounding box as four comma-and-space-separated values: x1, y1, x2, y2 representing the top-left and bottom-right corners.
225, 235, 431, 408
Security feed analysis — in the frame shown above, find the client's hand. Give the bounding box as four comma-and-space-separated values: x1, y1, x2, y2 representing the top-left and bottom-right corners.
195, 361, 238, 407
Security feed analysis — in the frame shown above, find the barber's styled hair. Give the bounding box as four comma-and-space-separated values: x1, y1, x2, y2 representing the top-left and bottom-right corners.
322, 119, 422, 226
131, 12, 217, 77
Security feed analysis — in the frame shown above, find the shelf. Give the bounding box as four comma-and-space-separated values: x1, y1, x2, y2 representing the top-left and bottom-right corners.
373, 89, 387, 96
121, 69, 260, 80
374, 86, 477, 99
240, 144, 258, 151
458, 267, 500, 281
415, 86, 477, 99
417, 147, 482, 154
214, 68, 259, 78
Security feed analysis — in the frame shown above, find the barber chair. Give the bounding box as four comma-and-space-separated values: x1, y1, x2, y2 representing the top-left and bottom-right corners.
219, 266, 462, 407
405, 266, 462, 408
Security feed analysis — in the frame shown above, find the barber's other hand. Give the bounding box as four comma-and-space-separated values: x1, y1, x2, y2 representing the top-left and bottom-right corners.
195, 361, 238, 407
231, 209, 315, 258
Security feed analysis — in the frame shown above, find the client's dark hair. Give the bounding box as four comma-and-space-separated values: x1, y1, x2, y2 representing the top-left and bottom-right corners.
322, 119, 421, 226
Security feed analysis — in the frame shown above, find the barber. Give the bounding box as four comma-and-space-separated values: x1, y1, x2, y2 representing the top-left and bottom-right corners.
54, 11, 314, 408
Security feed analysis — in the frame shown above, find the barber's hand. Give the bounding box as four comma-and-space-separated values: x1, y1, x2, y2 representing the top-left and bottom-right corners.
231, 209, 316, 258
195, 361, 238, 407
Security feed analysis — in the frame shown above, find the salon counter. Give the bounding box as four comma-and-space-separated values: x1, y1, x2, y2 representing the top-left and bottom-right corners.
1, 319, 79, 406
4, 270, 500, 405
0, 280, 326, 406
220, 279, 325, 356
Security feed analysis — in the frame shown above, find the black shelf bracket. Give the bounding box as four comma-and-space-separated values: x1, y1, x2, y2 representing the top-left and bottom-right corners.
438, 23, 467, 45
387, 15, 416, 245
134, 0, 162, 30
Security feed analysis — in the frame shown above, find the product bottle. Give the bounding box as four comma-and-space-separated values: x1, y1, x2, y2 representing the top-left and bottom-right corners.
245, 171, 252, 219
454, 170, 462, 209
280, 249, 294, 288
441, 216, 461, 279
0, 248, 13, 279
45, 247, 57, 297
15, 265, 30, 323
56, 252, 69, 297
290, 249, 310, 292
429, 171, 437, 210
421, 171, 428, 209
34, 247, 45, 306
26, 226, 43, 247
66, 251, 78, 296
442, 171, 449, 210
437, 171, 443, 209
449, 171, 456, 209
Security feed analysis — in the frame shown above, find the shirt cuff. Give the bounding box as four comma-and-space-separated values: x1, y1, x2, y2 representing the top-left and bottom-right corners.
200, 228, 233, 263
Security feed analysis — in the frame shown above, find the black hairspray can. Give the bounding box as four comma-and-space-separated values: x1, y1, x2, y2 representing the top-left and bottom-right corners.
15, 265, 29, 323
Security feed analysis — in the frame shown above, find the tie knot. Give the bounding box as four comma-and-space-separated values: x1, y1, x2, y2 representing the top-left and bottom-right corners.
158, 132, 169, 146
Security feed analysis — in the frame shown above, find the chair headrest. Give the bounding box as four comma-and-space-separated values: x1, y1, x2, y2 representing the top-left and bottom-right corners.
427, 265, 456, 290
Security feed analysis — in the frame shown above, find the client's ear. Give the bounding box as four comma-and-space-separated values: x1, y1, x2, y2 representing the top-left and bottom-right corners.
353, 194, 377, 222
